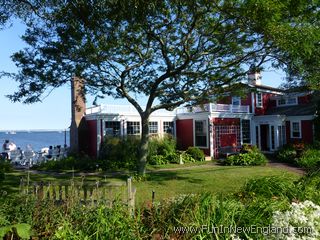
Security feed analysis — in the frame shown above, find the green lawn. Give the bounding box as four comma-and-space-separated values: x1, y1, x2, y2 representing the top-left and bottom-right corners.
1, 164, 301, 206
135, 165, 300, 205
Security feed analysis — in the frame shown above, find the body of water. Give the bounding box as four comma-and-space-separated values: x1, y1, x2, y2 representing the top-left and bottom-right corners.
0, 131, 70, 151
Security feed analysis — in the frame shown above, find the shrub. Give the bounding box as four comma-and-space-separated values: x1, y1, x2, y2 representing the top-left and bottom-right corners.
296, 171, 320, 205
239, 176, 298, 200
275, 144, 297, 163
224, 148, 267, 166
296, 148, 320, 171
185, 147, 205, 162
99, 136, 140, 170
147, 137, 177, 165
0, 160, 12, 183
32, 154, 98, 171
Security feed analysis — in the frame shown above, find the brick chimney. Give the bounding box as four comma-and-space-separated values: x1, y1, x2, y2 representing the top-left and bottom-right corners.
248, 67, 262, 86
70, 76, 86, 153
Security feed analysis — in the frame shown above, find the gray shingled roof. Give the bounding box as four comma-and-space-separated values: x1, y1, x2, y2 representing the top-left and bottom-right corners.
265, 103, 317, 116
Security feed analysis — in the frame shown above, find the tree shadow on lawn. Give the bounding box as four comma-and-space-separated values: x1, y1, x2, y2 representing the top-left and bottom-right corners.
147, 170, 205, 185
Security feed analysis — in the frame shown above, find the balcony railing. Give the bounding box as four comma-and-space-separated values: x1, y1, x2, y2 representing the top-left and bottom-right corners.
85, 104, 175, 116
86, 103, 250, 116
176, 103, 250, 114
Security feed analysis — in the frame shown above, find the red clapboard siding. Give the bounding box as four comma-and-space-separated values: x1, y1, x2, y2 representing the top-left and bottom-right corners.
87, 120, 97, 157
176, 119, 194, 150
301, 120, 313, 144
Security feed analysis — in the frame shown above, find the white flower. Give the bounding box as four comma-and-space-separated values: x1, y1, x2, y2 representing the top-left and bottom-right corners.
269, 200, 320, 240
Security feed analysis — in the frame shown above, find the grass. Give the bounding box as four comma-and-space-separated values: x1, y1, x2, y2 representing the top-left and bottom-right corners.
135, 165, 300, 205
1, 164, 301, 206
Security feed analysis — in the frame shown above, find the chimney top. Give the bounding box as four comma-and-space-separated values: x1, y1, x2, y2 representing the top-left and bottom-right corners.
248, 65, 262, 86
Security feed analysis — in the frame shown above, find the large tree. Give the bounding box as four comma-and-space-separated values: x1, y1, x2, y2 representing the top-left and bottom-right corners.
4, 0, 320, 174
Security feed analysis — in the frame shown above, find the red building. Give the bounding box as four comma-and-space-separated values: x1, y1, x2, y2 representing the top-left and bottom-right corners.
76, 72, 317, 158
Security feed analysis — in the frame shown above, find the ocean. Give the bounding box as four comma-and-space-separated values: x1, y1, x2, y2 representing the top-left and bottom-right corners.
0, 131, 70, 151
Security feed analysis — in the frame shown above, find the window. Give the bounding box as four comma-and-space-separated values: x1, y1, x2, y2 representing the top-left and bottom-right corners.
271, 126, 275, 150
127, 121, 140, 135
255, 126, 259, 148
291, 121, 301, 138
287, 98, 297, 105
149, 121, 158, 134
195, 120, 207, 147
163, 121, 174, 134
232, 97, 241, 106
278, 99, 286, 106
105, 121, 120, 136
277, 97, 297, 106
278, 125, 286, 147
256, 93, 263, 107
241, 120, 251, 144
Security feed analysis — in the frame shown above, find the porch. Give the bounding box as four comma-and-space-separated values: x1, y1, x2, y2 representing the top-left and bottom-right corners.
176, 103, 250, 115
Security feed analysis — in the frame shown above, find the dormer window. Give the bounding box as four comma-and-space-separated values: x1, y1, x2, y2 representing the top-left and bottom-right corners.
256, 93, 263, 108
277, 97, 297, 106
232, 97, 241, 106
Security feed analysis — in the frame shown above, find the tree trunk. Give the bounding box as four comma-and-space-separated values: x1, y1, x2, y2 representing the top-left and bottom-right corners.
138, 113, 150, 175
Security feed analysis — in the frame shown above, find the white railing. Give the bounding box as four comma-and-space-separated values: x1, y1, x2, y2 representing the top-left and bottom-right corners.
85, 104, 175, 116
176, 103, 250, 114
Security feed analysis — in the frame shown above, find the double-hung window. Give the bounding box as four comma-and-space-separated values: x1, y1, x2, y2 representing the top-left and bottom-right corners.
105, 121, 121, 136
256, 93, 263, 107
127, 121, 140, 135
163, 121, 174, 134
291, 121, 301, 138
149, 121, 158, 134
195, 120, 208, 147
241, 120, 251, 144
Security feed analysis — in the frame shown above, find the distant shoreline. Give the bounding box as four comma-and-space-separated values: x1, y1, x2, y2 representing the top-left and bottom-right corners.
0, 130, 70, 132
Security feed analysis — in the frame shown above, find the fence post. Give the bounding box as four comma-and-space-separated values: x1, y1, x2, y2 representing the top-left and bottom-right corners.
19, 177, 24, 194
127, 177, 136, 217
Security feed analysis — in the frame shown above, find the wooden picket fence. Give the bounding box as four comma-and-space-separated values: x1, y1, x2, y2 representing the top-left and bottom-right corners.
19, 177, 136, 214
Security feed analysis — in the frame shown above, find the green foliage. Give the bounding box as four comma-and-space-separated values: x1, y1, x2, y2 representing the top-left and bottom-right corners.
0, 160, 12, 183
0, 223, 32, 240
224, 146, 267, 166
185, 147, 205, 162
296, 171, 320, 205
296, 148, 320, 171
1, 171, 318, 239
239, 176, 298, 201
275, 144, 297, 163
147, 137, 178, 165
32, 154, 98, 171
99, 137, 140, 170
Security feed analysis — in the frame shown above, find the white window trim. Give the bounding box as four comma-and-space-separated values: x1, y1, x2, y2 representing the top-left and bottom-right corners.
256, 93, 263, 108
193, 119, 209, 148
277, 97, 298, 107
290, 121, 301, 138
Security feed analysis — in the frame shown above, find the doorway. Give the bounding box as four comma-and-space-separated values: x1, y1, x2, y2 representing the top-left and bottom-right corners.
260, 124, 269, 151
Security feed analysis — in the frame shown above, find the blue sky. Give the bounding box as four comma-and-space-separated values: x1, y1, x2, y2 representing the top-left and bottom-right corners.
0, 21, 286, 131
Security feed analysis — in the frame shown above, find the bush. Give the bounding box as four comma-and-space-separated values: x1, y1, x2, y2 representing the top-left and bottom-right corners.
296, 148, 320, 171
99, 136, 140, 170
239, 176, 298, 200
224, 148, 267, 166
0, 160, 12, 183
296, 171, 320, 205
32, 154, 98, 171
185, 147, 205, 162
275, 144, 297, 163
147, 137, 178, 165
